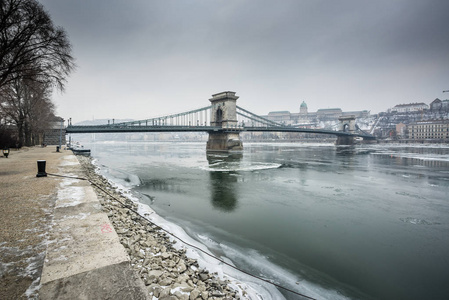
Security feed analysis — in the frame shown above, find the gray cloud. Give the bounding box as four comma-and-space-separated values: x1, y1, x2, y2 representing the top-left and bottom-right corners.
40, 0, 449, 121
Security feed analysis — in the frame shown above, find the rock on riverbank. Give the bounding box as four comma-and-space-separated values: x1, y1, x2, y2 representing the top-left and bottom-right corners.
76, 156, 245, 300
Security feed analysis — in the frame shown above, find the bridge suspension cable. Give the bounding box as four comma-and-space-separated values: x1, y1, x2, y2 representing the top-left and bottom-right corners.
111, 106, 212, 128
355, 124, 371, 136
236, 106, 283, 128
66, 104, 375, 140
100, 105, 284, 129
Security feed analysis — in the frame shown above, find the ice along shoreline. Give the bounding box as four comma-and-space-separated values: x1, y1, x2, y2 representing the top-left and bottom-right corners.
75, 155, 286, 300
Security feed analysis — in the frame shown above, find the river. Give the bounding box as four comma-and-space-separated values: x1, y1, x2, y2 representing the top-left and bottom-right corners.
79, 141, 449, 300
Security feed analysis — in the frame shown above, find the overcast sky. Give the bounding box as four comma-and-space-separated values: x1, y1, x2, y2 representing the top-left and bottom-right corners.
39, 0, 449, 123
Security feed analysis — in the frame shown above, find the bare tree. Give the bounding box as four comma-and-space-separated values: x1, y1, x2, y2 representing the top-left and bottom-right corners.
0, 0, 75, 91
27, 81, 55, 144
0, 76, 54, 146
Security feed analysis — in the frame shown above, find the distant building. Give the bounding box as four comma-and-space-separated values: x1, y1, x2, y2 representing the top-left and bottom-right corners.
263, 101, 369, 127
300, 101, 308, 115
408, 120, 449, 141
43, 116, 66, 145
396, 122, 407, 137
390, 103, 428, 113
267, 111, 292, 124
316, 108, 343, 120
341, 110, 370, 118
430, 98, 449, 111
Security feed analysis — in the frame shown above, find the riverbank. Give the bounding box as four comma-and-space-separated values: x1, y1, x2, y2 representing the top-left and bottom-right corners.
0, 147, 243, 299
76, 155, 244, 299
1, 146, 150, 299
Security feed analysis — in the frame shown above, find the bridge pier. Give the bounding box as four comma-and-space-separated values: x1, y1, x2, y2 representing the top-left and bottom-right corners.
336, 136, 355, 145
336, 115, 356, 145
206, 131, 243, 152
206, 92, 243, 152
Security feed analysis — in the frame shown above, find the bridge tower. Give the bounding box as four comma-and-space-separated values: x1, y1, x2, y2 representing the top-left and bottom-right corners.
206, 91, 243, 152
336, 115, 356, 145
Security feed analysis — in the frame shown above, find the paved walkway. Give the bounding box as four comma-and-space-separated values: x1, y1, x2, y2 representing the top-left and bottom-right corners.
0, 146, 148, 299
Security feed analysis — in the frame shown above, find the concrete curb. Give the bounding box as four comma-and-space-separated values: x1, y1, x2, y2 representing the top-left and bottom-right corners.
39, 153, 149, 299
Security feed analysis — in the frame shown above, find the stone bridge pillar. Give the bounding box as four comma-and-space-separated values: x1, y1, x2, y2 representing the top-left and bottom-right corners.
336, 115, 356, 145
206, 91, 243, 152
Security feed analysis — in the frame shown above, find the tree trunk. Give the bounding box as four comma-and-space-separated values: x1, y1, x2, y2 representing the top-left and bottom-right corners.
24, 120, 32, 146
16, 120, 24, 148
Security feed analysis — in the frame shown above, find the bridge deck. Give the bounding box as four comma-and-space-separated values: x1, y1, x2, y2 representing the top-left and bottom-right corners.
66, 125, 375, 139
65, 104, 375, 140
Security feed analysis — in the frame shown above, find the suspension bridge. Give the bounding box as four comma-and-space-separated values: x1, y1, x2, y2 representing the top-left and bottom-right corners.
66, 91, 375, 151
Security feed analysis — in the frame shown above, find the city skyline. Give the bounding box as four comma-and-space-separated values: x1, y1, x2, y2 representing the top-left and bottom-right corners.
39, 0, 449, 123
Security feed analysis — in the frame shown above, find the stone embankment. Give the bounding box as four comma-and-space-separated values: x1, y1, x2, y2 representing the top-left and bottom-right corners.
76, 156, 243, 300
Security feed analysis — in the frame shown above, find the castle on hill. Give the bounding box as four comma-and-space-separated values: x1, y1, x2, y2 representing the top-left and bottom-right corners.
262, 101, 370, 126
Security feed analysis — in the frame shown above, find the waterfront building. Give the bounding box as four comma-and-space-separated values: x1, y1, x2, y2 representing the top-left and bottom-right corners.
407, 120, 449, 141
396, 122, 407, 137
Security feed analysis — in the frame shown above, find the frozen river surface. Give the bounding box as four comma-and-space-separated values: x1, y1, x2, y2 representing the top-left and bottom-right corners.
85, 141, 449, 300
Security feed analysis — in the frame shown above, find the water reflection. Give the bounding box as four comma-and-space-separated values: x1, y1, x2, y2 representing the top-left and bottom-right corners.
139, 178, 184, 193
335, 145, 357, 156
207, 154, 242, 212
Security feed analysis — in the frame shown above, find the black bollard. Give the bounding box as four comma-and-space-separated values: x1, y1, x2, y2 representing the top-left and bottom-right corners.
56, 146, 60, 152
36, 160, 47, 177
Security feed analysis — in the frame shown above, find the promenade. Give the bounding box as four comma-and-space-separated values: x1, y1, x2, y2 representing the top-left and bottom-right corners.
1, 146, 242, 300
0, 146, 148, 299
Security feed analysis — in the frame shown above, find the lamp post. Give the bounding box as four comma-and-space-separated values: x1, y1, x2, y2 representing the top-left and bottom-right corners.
58, 118, 63, 151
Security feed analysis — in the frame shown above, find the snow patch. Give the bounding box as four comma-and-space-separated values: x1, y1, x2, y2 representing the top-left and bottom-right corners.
56, 185, 85, 207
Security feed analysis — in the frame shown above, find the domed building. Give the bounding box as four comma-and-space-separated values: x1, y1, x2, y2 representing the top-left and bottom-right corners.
300, 101, 308, 115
